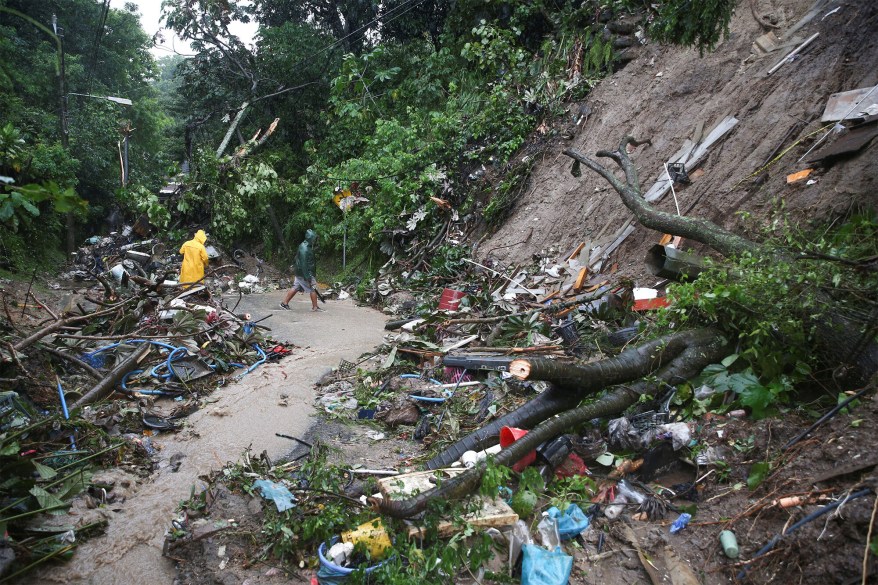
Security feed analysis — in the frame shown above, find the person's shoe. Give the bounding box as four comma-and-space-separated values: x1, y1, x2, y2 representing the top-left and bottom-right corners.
279, 302, 291, 310
311, 307, 325, 312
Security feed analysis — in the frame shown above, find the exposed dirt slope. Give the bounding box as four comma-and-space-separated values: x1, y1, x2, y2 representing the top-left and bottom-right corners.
479, 0, 878, 275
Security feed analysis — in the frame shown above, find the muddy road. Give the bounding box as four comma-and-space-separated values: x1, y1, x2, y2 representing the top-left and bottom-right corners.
32, 293, 386, 585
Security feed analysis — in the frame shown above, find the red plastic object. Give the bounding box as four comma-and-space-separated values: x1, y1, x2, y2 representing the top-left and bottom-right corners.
632, 297, 671, 311
499, 426, 538, 472
554, 452, 587, 479
438, 288, 466, 311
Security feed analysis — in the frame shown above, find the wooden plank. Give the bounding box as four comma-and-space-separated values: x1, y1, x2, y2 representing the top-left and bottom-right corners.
565, 242, 585, 262
406, 496, 518, 539
442, 335, 479, 353
821, 86, 878, 122
589, 223, 635, 268
378, 468, 466, 500
644, 117, 739, 203
573, 267, 588, 291
539, 290, 561, 303
377, 469, 518, 539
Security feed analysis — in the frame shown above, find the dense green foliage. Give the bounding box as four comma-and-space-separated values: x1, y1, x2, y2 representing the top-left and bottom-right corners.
159, 0, 621, 267
0, 0, 739, 270
0, 0, 170, 266
625, 0, 735, 53
660, 213, 878, 418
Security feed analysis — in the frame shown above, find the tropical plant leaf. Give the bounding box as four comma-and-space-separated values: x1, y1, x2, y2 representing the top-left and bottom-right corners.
29, 486, 68, 514
747, 461, 770, 491
382, 346, 397, 369
32, 461, 58, 480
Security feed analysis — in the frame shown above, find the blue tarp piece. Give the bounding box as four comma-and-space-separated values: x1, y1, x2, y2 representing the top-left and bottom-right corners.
521, 544, 573, 585
547, 504, 590, 540
253, 479, 296, 512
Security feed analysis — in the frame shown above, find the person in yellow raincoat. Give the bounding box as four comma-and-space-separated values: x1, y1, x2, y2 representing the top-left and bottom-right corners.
179, 229, 209, 287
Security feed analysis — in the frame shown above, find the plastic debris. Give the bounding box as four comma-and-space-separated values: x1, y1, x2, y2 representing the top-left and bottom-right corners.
720, 530, 739, 558
252, 479, 297, 512
521, 543, 573, 585
547, 504, 590, 540
670, 513, 691, 534
537, 511, 561, 550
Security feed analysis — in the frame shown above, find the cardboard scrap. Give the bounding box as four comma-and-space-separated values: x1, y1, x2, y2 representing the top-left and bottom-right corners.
752, 31, 779, 54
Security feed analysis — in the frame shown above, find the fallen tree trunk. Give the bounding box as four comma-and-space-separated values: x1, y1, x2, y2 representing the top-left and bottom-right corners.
379, 328, 726, 516
563, 137, 877, 385
71, 344, 151, 409
40, 345, 103, 379
13, 300, 137, 352
427, 329, 716, 469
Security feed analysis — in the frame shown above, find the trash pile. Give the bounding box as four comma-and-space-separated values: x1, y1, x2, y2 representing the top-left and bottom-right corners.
0, 227, 295, 582
62, 226, 291, 296
159, 208, 878, 584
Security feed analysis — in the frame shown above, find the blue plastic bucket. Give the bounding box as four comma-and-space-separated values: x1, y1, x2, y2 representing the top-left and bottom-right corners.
317, 536, 390, 577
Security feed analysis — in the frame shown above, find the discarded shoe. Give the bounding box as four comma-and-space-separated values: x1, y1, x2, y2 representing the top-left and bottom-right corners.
279, 302, 290, 310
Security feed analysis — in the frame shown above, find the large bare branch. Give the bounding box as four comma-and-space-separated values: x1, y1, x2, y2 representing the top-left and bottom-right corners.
564, 136, 759, 258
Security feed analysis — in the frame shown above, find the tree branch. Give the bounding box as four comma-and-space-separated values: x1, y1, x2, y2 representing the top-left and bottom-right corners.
563, 141, 759, 258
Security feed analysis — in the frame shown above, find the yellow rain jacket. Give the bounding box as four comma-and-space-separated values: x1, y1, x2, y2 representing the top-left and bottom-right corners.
179, 230, 209, 287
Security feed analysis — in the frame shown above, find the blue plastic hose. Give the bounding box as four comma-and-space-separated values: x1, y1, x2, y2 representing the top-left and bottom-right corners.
400, 373, 453, 403
56, 379, 77, 450
240, 344, 266, 376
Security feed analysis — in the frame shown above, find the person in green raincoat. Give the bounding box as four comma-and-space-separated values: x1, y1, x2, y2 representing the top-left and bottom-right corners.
280, 229, 324, 312
179, 229, 209, 288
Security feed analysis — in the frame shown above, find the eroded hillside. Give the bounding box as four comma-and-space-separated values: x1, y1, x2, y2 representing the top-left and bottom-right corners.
480, 0, 877, 275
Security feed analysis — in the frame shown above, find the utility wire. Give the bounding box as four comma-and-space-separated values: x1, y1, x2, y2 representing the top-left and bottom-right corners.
84, 0, 111, 94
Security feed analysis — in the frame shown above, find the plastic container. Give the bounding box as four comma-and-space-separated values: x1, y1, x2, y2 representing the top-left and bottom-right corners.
499, 426, 538, 472
317, 536, 389, 577
537, 512, 561, 550
719, 530, 739, 558
603, 493, 628, 520
645, 244, 705, 281
438, 288, 466, 311
670, 513, 692, 534
340, 518, 392, 560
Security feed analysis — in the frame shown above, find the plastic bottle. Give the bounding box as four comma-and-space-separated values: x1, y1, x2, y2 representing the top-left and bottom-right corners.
669, 512, 691, 534
719, 530, 739, 558
616, 480, 645, 505
603, 493, 628, 520
537, 511, 561, 550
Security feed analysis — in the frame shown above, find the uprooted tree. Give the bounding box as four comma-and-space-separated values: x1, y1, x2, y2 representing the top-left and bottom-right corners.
370, 136, 877, 518
562, 136, 877, 385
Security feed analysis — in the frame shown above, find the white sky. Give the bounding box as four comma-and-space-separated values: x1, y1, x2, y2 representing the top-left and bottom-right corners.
111, 0, 259, 58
